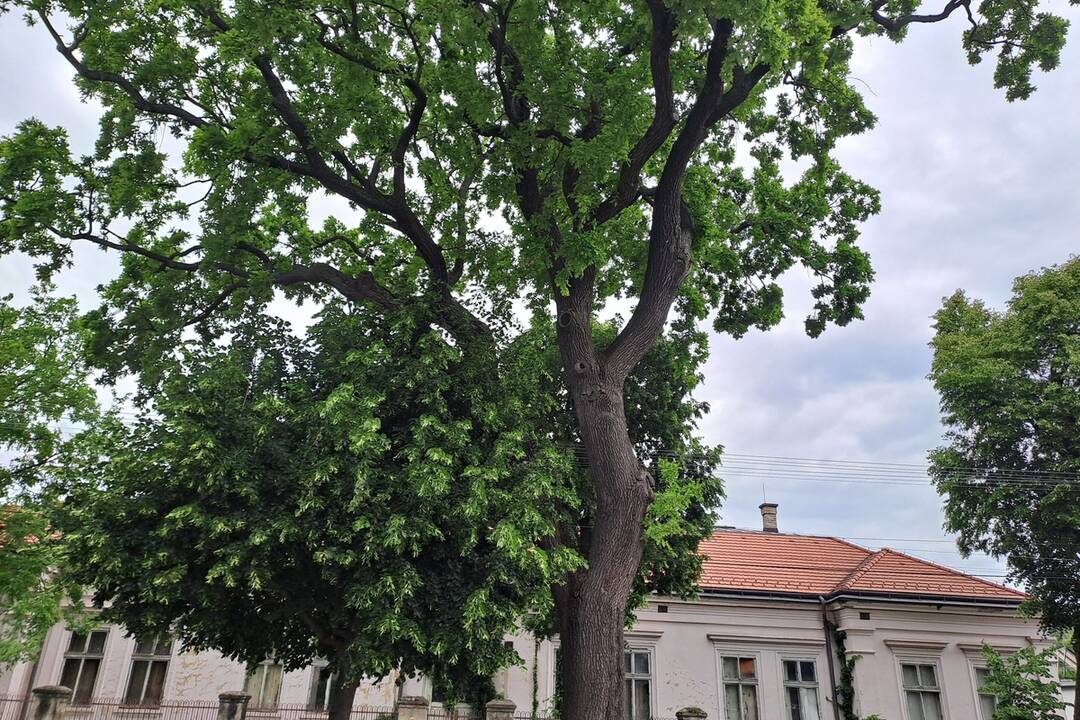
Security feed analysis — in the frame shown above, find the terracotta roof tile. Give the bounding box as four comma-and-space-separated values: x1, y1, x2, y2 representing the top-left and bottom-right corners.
697, 529, 1026, 603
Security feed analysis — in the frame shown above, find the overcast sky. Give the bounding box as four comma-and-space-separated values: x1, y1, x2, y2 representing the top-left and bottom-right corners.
2, 11, 1078, 584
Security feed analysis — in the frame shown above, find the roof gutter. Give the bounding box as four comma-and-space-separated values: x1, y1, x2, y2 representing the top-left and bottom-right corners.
827, 591, 1023, 609
698, 587, 1023, 609
821, 596, 841, 720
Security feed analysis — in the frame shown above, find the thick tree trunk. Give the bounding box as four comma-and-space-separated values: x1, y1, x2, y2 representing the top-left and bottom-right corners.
327, 675, 359, 720
553, 293, 656, 720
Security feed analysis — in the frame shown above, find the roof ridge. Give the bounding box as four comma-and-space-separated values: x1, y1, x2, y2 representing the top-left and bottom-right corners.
875, 548, 1027, 598
711, 528, 873, 551
835, 549, 888, 592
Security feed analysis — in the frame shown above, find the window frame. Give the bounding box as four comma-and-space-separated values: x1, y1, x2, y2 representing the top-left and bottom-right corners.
245, 657, 285, 709
624, 646, 655, 720
308, 661, 335, 711
780, 656, 822, 720
123, 632, 173, 706
718, 652, 762, 720
60, 629, 110, 705
970, 664, 997, 720
897, 659, 947, 720
548, 639, 658, 720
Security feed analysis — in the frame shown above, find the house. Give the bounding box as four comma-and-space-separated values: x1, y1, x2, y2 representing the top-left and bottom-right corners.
2, 503, 1074, 719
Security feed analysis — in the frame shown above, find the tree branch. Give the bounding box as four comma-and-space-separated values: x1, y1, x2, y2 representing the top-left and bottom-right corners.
591, 0, 677, 226
603, 18, 770, 380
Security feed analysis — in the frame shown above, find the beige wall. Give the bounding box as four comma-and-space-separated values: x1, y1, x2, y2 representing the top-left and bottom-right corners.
0, 622, 397, 706
1, 595, 1063, 720
510, 594, 1053, 720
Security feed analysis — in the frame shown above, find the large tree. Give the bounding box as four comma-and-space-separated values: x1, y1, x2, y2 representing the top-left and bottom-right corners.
0, 1, 1071, 717
929, 256, 1080, 719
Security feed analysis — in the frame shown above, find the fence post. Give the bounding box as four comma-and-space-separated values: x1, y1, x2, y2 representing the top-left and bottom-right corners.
29, 686, 71, 720
217, 692, 250, 720
396, 696, 429, 720
675, 708, 708, 720
485, 698, 515, 720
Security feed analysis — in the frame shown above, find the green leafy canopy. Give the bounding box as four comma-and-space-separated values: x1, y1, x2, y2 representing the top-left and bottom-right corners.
929, 256, 1080, 636
0, 289, 97, 664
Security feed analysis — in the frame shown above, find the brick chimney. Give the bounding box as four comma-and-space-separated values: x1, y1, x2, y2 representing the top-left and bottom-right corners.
759, 502, 779, 533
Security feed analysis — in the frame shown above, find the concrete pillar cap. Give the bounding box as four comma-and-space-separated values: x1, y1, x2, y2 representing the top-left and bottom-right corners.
397, 696, 430, 707
31, 687, 73, 698
676, 707, 709, 720
218, 692, 251, 702
485, 698, 516, 710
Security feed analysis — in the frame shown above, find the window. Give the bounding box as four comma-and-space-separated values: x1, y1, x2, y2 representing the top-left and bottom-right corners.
309, 664, 335, 710
625, 649, 652, 720
901, 663, 944, 720
59, 630, 108, 704
974, 666, 996, 720
721, 656, 759, 720
245, 658, 284, 708
551, 647, 653, 719
124, 633, 173, 705
782, 659, 821, 720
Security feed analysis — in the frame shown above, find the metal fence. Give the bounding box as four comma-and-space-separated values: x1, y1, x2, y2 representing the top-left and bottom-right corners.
63, 698, 220, 720
0, 699, 405, 720
0, 695, 27, 720
0, 699, 561, 720
246, 704, 397, 720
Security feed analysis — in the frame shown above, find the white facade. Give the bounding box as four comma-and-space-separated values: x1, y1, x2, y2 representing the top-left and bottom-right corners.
2, 592, 1067, 720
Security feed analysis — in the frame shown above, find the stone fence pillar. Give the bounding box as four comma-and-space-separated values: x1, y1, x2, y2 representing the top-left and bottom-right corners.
675, 708, 708, 720
29, 686, 71, 720
485, 698, 515, 720
397, 696, 429, 720
217, 692, 250, 720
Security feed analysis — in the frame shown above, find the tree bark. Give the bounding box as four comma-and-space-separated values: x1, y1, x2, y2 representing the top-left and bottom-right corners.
327, 674, 359, 720
552, 284, 656, 720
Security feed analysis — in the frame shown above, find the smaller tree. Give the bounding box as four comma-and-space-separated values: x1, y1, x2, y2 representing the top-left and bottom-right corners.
64, 305, 721, 717
929, 256, 1080, 718
0, 289, 95, 664
980, 644, 1066, 720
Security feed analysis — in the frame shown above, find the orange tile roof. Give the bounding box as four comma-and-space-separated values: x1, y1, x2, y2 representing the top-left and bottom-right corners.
698, 529, 1026, 603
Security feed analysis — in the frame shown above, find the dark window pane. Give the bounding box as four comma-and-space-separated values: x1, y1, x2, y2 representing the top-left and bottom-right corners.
722, 657, 738, 681
144, 661, 167, 705
624, 652, 632, 675
68, 633, 87, 654
801, 661, 816, 682
154, 636, 172, 656
633, 678, 649, 720
74, 658, 100, 703
60, 659, 81, 692
88, 631, 107, 655
788, 686, 803, 720
125, 660, 148, 704
134, 637, 156, 656
624, 678, 633, 720
902, 664, 920, 688
784, 660, 798, 682
634, 652, 649, 676
919, 665, 937, 689
312, 667, 333, 710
